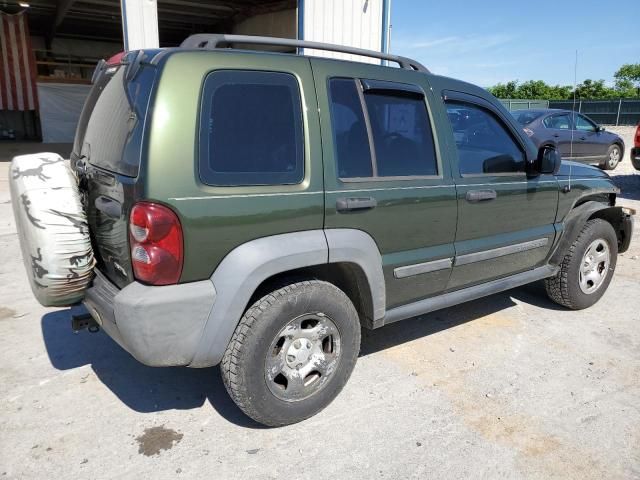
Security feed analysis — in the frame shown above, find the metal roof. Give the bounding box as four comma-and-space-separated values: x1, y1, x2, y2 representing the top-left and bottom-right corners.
1, 0, 295, 45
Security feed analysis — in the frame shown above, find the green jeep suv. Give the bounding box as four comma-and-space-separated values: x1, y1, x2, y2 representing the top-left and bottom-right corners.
70, 35, 633, 426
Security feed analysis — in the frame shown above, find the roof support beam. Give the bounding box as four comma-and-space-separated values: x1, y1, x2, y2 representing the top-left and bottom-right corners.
47, 0, 76, 46
55, 0, 76, 27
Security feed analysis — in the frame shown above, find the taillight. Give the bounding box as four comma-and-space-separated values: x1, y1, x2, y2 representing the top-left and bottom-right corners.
106, 51, 125, 66
635, 123, 640, 148
129, 202, 183, 285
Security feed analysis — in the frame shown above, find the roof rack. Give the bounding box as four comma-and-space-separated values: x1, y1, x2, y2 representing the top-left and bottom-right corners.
180, 34, 430, 73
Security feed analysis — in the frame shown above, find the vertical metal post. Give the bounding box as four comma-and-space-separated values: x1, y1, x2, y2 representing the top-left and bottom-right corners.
578, 100, 582, 113
380, 0, 392, 65
120, 0, 159, 51
615, 98, 622, 126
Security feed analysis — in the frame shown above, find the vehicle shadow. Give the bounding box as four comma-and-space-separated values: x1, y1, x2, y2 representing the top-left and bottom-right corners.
40, 309, 264, 429
41, 283, 561, 427
611, 173, 640, 200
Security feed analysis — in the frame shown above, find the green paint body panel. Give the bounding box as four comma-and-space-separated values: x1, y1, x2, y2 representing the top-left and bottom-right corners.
118, 48, 621, 310
145, 51, 325, 282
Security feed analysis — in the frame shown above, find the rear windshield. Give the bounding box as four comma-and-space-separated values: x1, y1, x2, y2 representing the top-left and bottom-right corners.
75, 63, 155, 177
513, 111, 544, 126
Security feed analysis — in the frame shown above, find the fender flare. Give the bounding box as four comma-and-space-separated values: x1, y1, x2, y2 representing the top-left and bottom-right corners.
550, 201, 631, 265
190, 229, 384, 367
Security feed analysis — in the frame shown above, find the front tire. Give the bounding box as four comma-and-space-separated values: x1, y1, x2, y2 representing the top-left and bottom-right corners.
221, 280, 361, 427
601, 144, 621, 170
545, 219, 617, 309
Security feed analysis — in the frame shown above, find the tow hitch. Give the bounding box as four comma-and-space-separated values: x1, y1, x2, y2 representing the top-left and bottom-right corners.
71, 311, 100, 333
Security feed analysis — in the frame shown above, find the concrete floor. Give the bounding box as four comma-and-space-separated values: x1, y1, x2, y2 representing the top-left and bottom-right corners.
1, 136, 639, 479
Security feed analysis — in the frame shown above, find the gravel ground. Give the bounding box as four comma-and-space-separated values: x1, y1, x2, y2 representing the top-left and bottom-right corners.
0, 137, 639, 479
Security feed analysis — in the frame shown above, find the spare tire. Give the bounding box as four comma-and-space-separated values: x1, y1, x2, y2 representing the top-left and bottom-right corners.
9, 153, 95, 307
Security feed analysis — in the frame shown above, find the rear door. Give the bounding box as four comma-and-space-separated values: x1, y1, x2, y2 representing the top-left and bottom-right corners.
74, 58, 157, 288
542, 113, 574, 158
312, 58, 458, 310
441, 91, 559, 289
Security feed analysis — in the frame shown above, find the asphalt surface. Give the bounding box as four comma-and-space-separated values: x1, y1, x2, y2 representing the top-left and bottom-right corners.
1, 132, 639, 479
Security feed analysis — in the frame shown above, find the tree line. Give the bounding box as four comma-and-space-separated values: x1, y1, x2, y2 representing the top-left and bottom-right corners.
487, 63, 640, 100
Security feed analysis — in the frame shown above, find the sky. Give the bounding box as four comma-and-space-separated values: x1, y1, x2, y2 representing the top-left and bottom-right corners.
391, 0, 640, 88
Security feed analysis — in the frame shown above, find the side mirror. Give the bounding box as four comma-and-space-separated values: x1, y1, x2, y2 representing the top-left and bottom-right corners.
597, 125, 606, 132
538, 146, 562, 175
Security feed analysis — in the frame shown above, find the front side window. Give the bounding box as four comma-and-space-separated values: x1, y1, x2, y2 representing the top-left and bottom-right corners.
446, 101, 525, 176
328, 78, 438, 179
199, 70, 304, 186
575, 114, 596, 132
543, 114, 571, 130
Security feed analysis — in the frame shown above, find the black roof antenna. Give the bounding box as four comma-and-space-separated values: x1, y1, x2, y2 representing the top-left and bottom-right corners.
566, 50, 578, 194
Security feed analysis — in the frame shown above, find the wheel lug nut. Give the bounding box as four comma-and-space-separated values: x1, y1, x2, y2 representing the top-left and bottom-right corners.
294, 340, 301, 349
307, 343, 311, 349
287, 354, 295, 363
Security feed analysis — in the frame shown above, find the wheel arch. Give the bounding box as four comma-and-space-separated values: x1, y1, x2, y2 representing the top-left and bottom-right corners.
189, 229, 385, 367
550, 200, 633, 265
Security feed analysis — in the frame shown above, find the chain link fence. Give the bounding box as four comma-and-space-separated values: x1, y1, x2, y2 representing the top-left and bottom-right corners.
499, 99, 549, 111
547, 99, 640, 126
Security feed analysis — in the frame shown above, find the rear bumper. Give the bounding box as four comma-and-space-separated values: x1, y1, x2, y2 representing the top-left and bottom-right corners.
631, 147, 640, 170
83, 270, 216, 367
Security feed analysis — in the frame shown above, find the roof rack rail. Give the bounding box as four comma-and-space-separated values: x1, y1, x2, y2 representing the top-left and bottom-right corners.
180, 34, 429, 73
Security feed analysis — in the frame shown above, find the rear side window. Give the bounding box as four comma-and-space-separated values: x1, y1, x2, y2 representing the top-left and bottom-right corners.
199, 70, 304, 186
446, 101, 525, 176
328, 78, 438, 179
364, 91, 437, 177
328, 78, 372, 178
543, 114, 571, 130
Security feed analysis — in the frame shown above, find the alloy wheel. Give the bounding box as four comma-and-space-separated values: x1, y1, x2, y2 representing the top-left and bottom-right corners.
579, 238, 611, 294
265, 313, 342, 402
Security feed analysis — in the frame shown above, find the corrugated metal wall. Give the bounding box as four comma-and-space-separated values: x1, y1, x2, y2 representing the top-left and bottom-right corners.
301, 0, 386, 64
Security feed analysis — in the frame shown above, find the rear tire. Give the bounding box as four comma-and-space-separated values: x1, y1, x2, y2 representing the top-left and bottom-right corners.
221, 280, 361, 427
545, 219, 617, 309
601, 144, 621, 170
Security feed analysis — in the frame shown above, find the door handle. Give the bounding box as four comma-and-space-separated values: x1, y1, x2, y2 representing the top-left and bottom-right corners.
336, 197, 377, 212
465, 189, 497, 203
580, 136, 586, 141
553, 134, 560, 138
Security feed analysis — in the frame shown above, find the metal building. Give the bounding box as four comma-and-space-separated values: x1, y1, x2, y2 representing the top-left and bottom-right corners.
0, 0, 391, 142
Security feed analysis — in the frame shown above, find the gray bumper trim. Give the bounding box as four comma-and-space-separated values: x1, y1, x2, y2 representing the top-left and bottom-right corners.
84, 271, 216, 367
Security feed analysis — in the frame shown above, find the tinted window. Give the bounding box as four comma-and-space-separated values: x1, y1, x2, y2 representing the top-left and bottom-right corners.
575, 114, 596, 132
328, 78, 372, 178
514, 111, 543, 126
543, 114, 572, 130
446, 102, 525, 175
83, 65, 155, 177
199, 71, 304, 186
365, 91, 437, 177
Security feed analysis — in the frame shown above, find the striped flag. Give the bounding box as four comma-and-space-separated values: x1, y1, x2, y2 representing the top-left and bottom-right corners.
0, 11, 38, 111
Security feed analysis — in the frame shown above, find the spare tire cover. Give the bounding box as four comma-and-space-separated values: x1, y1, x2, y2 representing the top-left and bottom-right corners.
9, 153, 95, 307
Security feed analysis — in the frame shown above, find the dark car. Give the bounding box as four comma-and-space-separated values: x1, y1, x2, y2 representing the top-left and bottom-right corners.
632, 122, 640, 170
513, 109, 625, 170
